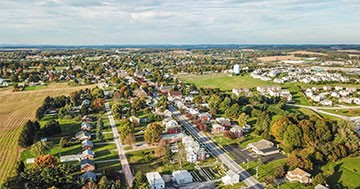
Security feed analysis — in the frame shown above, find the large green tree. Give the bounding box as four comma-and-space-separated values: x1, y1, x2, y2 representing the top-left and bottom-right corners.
144, 123, 164, 145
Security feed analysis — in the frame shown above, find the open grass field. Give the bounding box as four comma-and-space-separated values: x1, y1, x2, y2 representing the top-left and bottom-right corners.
288, 50, 328, 56
322, 157, 360, 188
0, 83, 95, 184
177, 73, 276, 90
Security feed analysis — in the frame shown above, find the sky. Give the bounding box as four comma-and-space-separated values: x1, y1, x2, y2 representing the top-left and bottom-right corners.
0, 0, 360, 45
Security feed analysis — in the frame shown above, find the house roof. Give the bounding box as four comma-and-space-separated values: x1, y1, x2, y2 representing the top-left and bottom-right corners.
81, 122, 92, 128
82, 139, 93, 147
289, 168, 311, 178
169, 90, 182, 96
80, 171, 97, 182
146, 172, 164, 184
82, 149, 95, 156
81, 159, 95, 168
172, 170, 192, 180
249, 139, 278, 153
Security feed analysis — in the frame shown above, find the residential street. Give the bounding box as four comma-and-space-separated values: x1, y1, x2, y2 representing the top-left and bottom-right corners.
287, 104, 360, 121
168, 105, 264, 189
105, 102, 134, 187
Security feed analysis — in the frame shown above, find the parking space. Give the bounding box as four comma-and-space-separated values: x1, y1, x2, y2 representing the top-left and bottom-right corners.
223, 144, 257, 164
260, 153, 286, 164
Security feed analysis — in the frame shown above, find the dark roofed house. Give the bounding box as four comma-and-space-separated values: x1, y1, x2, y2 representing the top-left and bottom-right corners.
81, 122, 92, 131
81, 159, 95, 172
82, 139, 93, 150
82, 149, 95, 160
80, 171, 97, 182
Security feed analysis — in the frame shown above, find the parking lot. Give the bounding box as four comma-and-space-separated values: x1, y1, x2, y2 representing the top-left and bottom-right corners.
223, 144, 257, 164
260, 153, 286, 164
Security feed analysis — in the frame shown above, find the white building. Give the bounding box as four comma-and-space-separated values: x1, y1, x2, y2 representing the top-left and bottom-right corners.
246, 139, 279, 156
222, 170, 239, 185
146, 172, 165, 189
172, 170, 193, 185
233, 64, 240, 75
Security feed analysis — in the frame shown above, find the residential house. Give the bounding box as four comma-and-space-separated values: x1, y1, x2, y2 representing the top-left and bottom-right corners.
335, 86, 343, 91
331, 92, 340, 98
320, 100, 332, 106
198, 113, 212, 122
164, 119, 182, 134
82, 149, 95, 160
75, 131, 91, 141
82, 139, 93, 150
286, 168, 311, 184
323, 86, 332, 91
222, 170, 240, 185
133, 87, 147, 98
353, 98, 360, 105
168, 90, 182, 101
246, 139, 279, 156
232, 88, 251, 97
80, 171, 97, 182
182, 136, 204, 163
80, 159, 95, 172
230, 125, 244, 137
315, 184, 328, 189
189, 108, 199, 116
81, 122, 92, 131
146, 172, 165, 189
215, 117, 231, 127
339, 97, 353, 104
172, 170, 193, 185
212, 124, 224, 134
82, 115, 93, 122
159, 86, 172, 94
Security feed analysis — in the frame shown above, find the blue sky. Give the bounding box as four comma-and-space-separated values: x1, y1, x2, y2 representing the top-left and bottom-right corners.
0, 0, 359, 45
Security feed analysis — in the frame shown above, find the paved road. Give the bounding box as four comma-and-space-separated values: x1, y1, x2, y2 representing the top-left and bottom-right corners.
288, 104, 360, 121
105, 102, 134, 187
169, 105, 263, 189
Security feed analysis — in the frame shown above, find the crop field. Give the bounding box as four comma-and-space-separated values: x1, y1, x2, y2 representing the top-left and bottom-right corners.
177, 73, 276, 90
0, 83, 95, 184
257, 55, 301, 62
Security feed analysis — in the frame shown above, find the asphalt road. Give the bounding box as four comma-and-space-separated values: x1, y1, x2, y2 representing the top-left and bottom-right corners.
287, 104, 360, 121
169, 105, 264, 189
105, 102, 134, 187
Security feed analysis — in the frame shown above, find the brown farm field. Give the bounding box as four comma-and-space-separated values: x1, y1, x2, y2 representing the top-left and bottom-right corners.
256, 55, 301, 62
288, 50, 328, 56
0, 83, 95, 184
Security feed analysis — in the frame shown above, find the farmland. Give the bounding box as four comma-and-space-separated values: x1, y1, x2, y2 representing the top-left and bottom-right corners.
177, 73, 276, 90
0, 83, 95, 184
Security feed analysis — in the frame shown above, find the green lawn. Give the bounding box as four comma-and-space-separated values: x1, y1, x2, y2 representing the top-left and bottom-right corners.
24, 85, 48, 91
322, 109, 360, 117
177, 73, 276, 90
322, 157, 360, 188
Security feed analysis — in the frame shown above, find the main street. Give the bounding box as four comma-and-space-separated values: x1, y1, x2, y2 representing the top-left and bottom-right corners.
168, 105, 264, 189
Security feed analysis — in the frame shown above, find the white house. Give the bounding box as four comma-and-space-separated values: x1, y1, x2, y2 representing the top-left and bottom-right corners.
320, 100, 332, 106
222, 170, 239, 185
246, 139, 279, 156
146, 172, 165, 189
172, 170, 193, 185
286, 168, 311, 184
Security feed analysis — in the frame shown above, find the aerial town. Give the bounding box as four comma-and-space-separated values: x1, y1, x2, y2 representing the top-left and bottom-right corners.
1, 0, 360, 189
0, 46, 359, 189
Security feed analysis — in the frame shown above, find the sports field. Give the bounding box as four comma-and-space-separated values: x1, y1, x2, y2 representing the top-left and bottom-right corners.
0, 83, 95, 184
177, 73, 275, 90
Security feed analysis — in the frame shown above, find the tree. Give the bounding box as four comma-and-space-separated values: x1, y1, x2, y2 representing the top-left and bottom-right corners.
59, 137, 69, 148
118, 119, 134, 142
274, 164, 284, 178
111, 103, 122, 119
34, 154, 57, 168
237, 113, 249, 126
132, 171, 147, 189
219, 97, 231, 112
163, 145, 172, 166
92, 98, 106, 110
124, 133, 136, 148
225, 103, 240, 119
155, 139, 168, 157
284, 124, 303, 149
98, 176, 109, 189
96, 128, 104, 141
144, 123, 164, 145
18, 121, 35, 147
312, 173, 326, 186
43, 120, 61, 136
30, 141, 50, 156
16, 161, 25, 175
